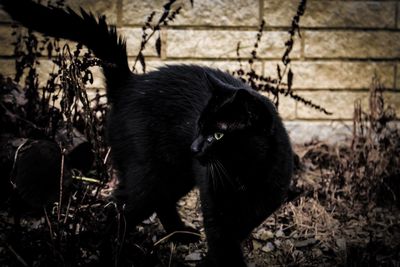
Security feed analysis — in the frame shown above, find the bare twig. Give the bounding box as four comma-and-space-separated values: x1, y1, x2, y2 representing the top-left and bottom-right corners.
153, 231, 202, 246
58, 148, 65, 222
5, 244, 28, 267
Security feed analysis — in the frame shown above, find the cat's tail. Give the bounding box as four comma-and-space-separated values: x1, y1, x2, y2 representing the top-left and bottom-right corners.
1, 0, 131, 102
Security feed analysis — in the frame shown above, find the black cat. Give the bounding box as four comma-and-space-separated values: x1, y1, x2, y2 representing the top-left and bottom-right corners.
2, 1, 294, 266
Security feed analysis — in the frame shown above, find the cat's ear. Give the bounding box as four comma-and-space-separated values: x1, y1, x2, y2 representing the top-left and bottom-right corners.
205, 71, 274, 132
205, 71, 237, 98
231, 89, 275, 133
231, 88, 252, 103
230, 89, 258, 118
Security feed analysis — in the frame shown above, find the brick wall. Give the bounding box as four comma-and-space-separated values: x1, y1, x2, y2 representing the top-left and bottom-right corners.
0, 0, 399, 143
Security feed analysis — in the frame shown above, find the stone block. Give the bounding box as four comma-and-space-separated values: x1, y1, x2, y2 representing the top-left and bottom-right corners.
119, 27, 158, 57
0, 58, 105, 91
297, 91, 400, 120
64, 0, 117, 24
264, 0, 396, 28
0, 26, 16, 56
304, 31, 400, 59
0, 24, 94, 57
121, 0, 169, 25
37, 60, 105, 89
0, 7, 11, 22
260, 92, 296, 120
86, 88, 107, 105
397, 63, 400, 89
285, 120, 353, 144
167, 29, 301, 59
0, 59, 16, 78
264, 61, 395, 89
384, 92, 400, 115
122, 0, 259, 26
278, 94, 297, 120
398, 3, 400, 29
13, 59, 105, 89
0, 1, 117, 24
296, 91, 370, 119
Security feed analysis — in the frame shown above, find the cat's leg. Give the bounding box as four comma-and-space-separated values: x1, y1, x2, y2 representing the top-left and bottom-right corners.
102, 174, 165, 267
194, 164, 246, 267
199, 197, 246, 267
156, 200, 200, 243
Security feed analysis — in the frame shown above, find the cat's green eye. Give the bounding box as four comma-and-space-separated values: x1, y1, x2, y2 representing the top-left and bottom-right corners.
214, 132, 224, 140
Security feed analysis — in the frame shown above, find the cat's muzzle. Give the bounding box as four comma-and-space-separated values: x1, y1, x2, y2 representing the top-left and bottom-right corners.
190, 136, 208, 164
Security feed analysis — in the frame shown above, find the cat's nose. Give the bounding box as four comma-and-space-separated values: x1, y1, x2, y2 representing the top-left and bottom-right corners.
190, 136, 204, 156
190, 144, 199, 154
190, 141, 201, 155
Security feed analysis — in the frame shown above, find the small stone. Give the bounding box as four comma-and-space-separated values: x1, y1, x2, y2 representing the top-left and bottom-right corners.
255, 229, 274, 241
185, 252, 202, 261
143, 213, 157, 224
336, 238, 346, 251
292, 250, 304, 260
252, 240, 262, 250
275, 229, 284, 238
295, 238, 318, 248
274, 239, 282, 247
312, 248, 323, 257
88, 254, 99, 261
185, 197, 197, 209
261, 242, 275, 253
176, 244, 189, 252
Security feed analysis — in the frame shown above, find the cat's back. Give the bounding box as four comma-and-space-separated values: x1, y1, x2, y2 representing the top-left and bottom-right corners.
114, 65, 240, 123
107, 65, 231, 160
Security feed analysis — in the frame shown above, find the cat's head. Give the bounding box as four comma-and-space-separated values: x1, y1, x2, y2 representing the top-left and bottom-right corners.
191, 71, 277, 163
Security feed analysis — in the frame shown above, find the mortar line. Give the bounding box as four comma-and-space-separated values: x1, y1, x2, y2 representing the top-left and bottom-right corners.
259, 0, 264, 26
300, 31, 305, 60
161, 27, 167, 60
395, 2, 399, 29
116, 0, 123, 27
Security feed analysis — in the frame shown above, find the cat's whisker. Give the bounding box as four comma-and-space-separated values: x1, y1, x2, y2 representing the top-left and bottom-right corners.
215, 160, 228, 180
207, 162, 217, 192
206, 164, 212, 190
214, 160, 226, 189
211, 164, 217, 192
215, 159, 234, 188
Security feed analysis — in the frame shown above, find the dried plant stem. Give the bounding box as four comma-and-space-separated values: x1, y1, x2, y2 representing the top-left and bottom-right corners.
44, 208, 55, 241
104, 147, 111, 165
132, 28, 158, 71
57, 148, 65, 222
168, 242, 176, 267
9, 139, 28, 188
5, 244, 28, 267
115, 208, 127, 266
153, 231, 202, 246
63, 196, 72, 224
132, 0, 181, 72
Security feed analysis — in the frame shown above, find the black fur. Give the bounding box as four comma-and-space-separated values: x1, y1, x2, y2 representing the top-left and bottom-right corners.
2, 1, 293, 266
192, 73, 293, 266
